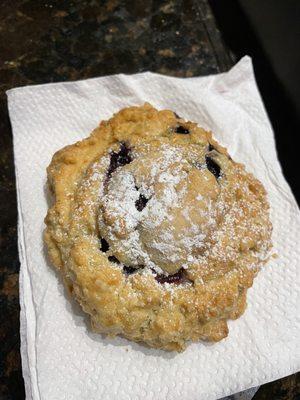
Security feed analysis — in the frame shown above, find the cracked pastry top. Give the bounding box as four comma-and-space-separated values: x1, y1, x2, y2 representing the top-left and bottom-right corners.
44, 103, 272, 351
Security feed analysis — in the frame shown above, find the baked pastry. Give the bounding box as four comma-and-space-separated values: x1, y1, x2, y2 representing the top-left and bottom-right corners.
45, 103, 272, 351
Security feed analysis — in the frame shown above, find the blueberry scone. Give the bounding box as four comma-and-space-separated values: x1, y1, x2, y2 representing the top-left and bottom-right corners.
45, 103, 272, 351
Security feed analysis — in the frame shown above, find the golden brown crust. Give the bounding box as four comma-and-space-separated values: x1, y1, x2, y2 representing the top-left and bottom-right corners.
44, 103, 272, 351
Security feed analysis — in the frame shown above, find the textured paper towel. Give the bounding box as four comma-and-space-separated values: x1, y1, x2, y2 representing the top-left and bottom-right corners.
7, 56, 300, 400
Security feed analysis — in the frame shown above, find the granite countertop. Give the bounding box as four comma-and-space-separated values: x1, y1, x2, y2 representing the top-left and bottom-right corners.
0, 1, 298, 399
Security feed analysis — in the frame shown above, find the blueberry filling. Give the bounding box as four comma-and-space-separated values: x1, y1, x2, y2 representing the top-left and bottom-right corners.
101, 240, 188, 284
108, 255, 120, 264
122, 266, 188, 283
123, 265, 138, 275
100, 239, 119, 263
135, 193, 148, 211
134, 186, 149, 211
175, 125, 190, 134
154, 268, 186, 284
100, 238, 109, 252
100, 239, 138, 272
208, 143, 215, 152
205, 155, 221, 179
107, 142, 132, 179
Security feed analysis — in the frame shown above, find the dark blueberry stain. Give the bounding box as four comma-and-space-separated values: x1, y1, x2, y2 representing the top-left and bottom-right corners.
208, 143, 215, 151
175, 125, 190, 134
100, 238, 109, 252
123, 265, 137, 275
107, 142, 132, 179
135, 193, 148, 211
108, 255, 120, 264
154, 268, 185, 284
205, 155, 221, 179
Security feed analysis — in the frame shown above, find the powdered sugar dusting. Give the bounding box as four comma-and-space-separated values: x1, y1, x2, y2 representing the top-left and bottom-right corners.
97, 144, 215, 275
86, 141, 272, 283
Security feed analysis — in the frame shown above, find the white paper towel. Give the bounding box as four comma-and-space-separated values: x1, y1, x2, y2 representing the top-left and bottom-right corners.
7, 56, 300, 400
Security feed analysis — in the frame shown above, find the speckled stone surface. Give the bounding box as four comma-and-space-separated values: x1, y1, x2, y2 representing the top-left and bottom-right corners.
0, 1, 298, 399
